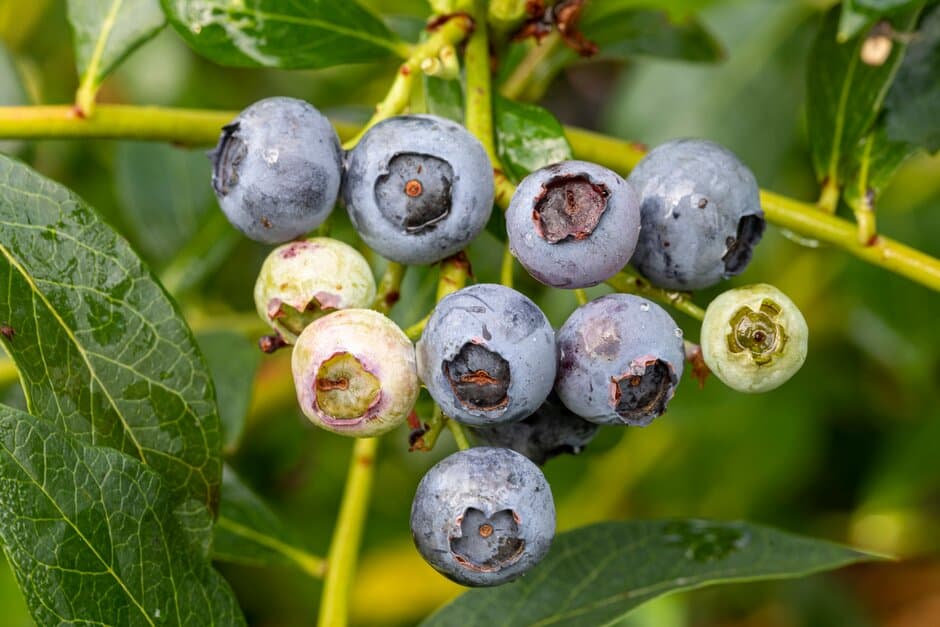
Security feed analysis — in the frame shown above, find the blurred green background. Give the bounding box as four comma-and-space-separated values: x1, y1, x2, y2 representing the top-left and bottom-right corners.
1, 0, 939, 625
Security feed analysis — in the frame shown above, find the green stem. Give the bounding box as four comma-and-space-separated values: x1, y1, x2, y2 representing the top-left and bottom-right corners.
462, 7, 516, 209
446, 417, 472, 450
488, 0, 528, 43
0, 105, 937, 290
463, 9, 495, 159
0, 104, 362, 146
761, 189, 940, 291
420, 405, 446, 451
500, 242, 515, 288
565, 126, 648, 172
817, 178, 840, 214
500, 33, 562, 101
372, 262, 405, 315
850, 133, 877, 245
343, 15, 474, 149
318, 437, 378, 627
606, 270, 706, 321
574, 289, 589, 306
436, 253, 471, 301
404, 313, 430, 341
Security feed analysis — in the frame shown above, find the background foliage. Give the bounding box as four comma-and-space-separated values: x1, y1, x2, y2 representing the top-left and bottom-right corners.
0, 0, 939, 625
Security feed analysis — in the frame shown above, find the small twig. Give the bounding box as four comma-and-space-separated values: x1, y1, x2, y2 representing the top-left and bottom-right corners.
446, 416, 472, 451
684, 340, 710, 389
372, 262, 405, 315
500, 242, 515, 288
606, 270, 706, 321
342, 15, 474, 149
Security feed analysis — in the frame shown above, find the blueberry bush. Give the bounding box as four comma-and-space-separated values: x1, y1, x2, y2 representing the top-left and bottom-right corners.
0, 0, 938, 625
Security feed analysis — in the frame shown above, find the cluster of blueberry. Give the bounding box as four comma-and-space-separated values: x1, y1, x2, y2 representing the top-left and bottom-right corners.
211, 97, 809, 587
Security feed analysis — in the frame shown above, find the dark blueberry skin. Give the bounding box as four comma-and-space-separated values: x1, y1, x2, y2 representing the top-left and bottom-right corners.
470, 392, 600, 465
410, 447, 555, 587
209, 97, 343, 244
627, 139, 765, 290
417, 284, 556, 427
555, 294, 685, 426
344, 115, 494, 265
506, 161, 641, 289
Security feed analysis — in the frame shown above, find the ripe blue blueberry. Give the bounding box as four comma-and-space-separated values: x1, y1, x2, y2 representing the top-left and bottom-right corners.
627, 139, 765, 290
556, 294, 685, 426
344, 115, 494, 265
209, 97, 343, 244
506, 161, 640, 288
410, 447, 555, 587
292, 309, 419, 437
416, 284, 556, 427
470, 392, 600, 465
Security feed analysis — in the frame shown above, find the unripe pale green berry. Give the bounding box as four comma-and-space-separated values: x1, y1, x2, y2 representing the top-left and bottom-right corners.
253, 237, 376, 343
701, 283, 808, 393
292, 309, 419, 437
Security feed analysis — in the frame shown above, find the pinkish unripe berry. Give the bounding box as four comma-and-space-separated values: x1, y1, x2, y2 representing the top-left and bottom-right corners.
292, 309, 419, 437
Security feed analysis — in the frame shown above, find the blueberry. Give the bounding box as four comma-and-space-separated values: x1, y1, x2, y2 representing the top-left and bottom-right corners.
506, 161, 640, 289
209, 97, 343, 244
344, 115, 494, 265
627, 139, 765, 290
410, 447, 555, 586
253, 237, 376, 343
701, 283, 808, 393
292, 309, 418, 437
555, 294, 685, 426
416, 284, 556, 427
470, 392, 600, 465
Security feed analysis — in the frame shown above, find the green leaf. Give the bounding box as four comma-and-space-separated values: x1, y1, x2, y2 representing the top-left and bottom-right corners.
806, 5, 921, 187
844, 122, 919, 214
161, 0, 407, 69
0, 154, 222, 511
885, 4, 940, 152
114, 141, 213, 265
67, 0, 165, 102
421, 519, 877, 627
214, 466, 325, 577
854, 0, 923, 13
839, 0, 924, 41
198, 331, 260, 452
424, 75, 464, 123
573, 1, 722, 20
0, 405, 244, 626
579, 5, 725, 63
838, 3, 875, 42
494, 95, 573, 183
